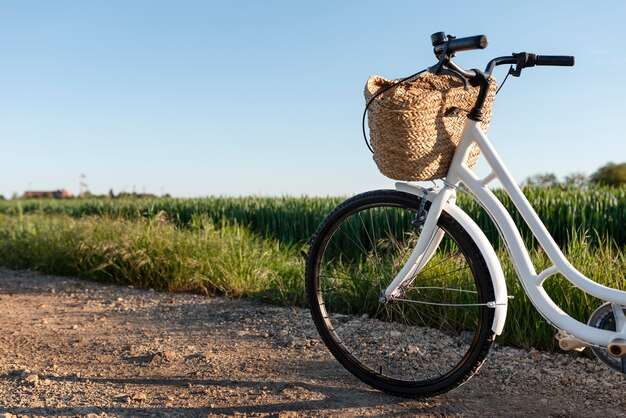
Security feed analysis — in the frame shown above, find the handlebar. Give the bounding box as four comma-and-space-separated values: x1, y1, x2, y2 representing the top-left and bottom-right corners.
427, 32, 575, 122
536, 55, 575, 66
485, 52, 575, 77
431, 32, 488, 56
431, 32, 575, 78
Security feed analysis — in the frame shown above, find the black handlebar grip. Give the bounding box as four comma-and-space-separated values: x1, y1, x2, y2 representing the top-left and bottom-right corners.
535, 55, 575, 66
447, 35, 488, 53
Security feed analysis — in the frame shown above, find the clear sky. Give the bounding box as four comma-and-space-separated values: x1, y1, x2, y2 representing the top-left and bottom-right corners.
1, 1, 625, 198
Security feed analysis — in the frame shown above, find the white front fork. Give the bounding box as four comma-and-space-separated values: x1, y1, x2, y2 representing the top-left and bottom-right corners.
385, 182, 509, 335
383, 185, 452, 299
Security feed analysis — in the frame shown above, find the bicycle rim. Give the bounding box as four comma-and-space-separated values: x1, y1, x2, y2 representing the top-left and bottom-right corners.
306, 190, 495, 397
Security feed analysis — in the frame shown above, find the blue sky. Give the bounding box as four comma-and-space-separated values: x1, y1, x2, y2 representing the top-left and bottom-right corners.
1, 1, 625, 197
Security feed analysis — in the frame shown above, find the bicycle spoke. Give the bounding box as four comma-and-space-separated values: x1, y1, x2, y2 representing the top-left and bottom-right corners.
307, 192, 495, 395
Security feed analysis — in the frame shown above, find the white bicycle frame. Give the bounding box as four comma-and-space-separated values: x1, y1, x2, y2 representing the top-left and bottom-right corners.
385, 118, 626, 348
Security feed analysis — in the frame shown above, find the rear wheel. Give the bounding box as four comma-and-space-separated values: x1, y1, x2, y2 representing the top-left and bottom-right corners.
588, 302, 626, 373
305, 190, 496, 397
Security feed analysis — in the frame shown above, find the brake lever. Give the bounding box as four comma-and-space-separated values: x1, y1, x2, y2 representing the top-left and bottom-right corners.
509, 65, 522, 77
509, 52, 537, 77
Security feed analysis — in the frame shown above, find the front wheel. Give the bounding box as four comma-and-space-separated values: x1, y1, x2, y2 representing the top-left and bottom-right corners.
305, 190, 496, 397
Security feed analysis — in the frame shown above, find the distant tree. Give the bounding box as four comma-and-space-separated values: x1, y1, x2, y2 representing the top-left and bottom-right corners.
525, 173, 559, 187
589, 162, 626, 187
108, 188, 115, 199
563, 172, 588, 188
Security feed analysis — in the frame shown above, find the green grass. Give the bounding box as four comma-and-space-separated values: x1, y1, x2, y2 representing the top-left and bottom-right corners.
499, 232, 626, 350
0, 213, 305, 304
0, 196, 344, 246
1, 185, 625, 247
0, 187, 624, 352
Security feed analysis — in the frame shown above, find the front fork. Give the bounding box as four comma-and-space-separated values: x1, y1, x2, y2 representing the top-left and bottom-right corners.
382, 184, 456, 300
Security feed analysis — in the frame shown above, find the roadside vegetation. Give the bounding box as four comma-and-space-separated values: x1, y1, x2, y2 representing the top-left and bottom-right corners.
1, 185, 625, 247
0, 186, 624, 352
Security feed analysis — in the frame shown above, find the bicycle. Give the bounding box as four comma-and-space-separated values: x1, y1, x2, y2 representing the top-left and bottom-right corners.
304, 32, 626, 397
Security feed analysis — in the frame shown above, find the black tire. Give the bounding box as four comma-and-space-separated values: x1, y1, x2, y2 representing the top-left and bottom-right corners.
305, 190, 496, 397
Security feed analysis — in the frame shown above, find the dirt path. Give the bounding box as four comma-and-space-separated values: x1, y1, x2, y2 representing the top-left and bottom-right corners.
0, 268, 624, 417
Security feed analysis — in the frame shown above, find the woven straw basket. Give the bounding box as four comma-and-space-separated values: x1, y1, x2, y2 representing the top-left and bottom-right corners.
364, 72, 497, 181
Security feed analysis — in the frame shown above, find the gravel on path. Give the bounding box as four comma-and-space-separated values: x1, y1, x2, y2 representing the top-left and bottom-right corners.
0, 268, 624, 417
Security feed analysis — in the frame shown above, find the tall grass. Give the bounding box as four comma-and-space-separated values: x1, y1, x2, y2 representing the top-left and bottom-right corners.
499, 232, 626, 350
0, 213, 305, 303
0, 212, 624, 351
461, 186, 626, 249
0, 196, 343, 246
1, 185, 624, 247
0, 187, 624, 352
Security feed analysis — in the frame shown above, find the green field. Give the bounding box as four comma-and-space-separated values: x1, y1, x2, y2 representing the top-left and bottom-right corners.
1, 185, 625, 247
0, 186, 624, 352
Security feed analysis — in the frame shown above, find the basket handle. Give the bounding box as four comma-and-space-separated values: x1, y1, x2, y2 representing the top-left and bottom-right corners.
362, 70, 426, 154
